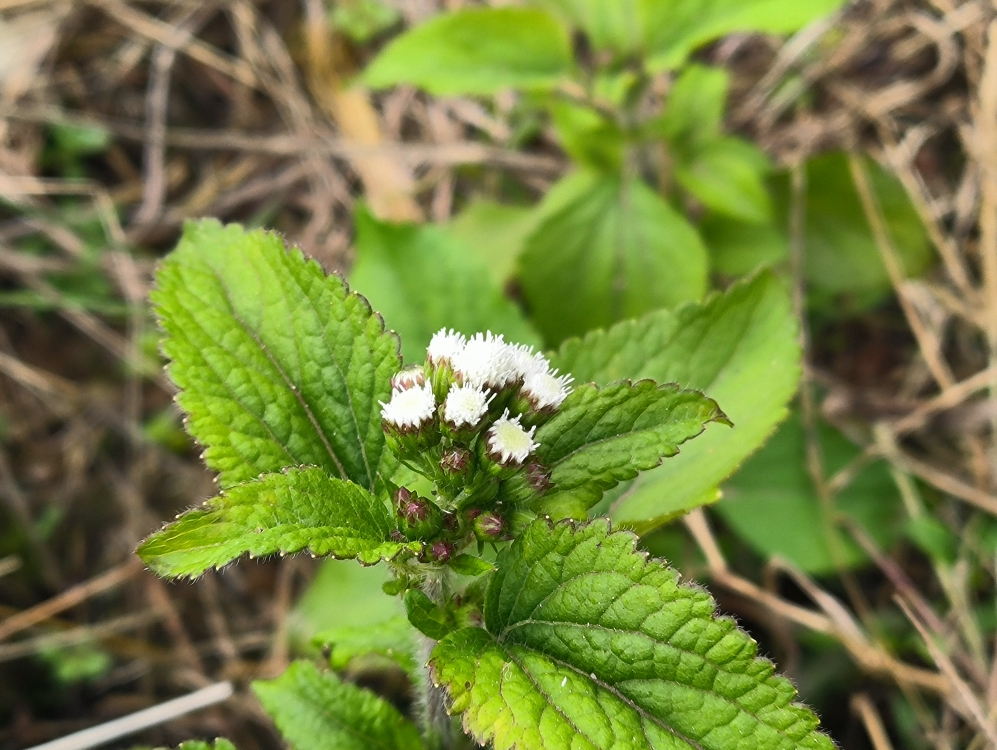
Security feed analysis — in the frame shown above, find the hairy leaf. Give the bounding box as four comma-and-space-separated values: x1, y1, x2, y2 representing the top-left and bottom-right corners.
137, 468, 417, 578
254, 660, 424, 750
350, 207, 540, 362
363, 7, 572, 95
551, 272, 800, 527
153, 219, 399, 490
531, 381, 727, 517
404, 589, 454, 640
520, 171, 708, 346
431, 519, 833, 750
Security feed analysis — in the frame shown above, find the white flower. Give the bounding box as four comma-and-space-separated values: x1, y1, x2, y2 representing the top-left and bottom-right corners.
380, 383, 435, 429
453, 332, 516, 388
508, 344, 551, 382
522, 369, 573, 410
427, 328, 466, 365
487, 410, 538, 465
443, 383, 492, 428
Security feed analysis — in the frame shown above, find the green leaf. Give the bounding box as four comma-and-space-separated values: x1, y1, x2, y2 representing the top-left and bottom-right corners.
431, 519, 833, 750
153, 219, 400, 490
404, 589, 454, 640
531, 0, 845, 69
551, 272, 800, 527
293, 559, 400, 647
706, 153, 933, 308
315, 615, 418, 677
331, 0, 400, 43
549, 100, 625, 172
702, 212, 787, 277
675, 138, 772, 224
529, 381, 727, 518
175, 740, 237, 750
137, 468, 417, 578
653, 64, 728, 151
363, 7, 572, 95
715, 413, 904, 574
446, 200, 540, 287
254, 660, 424, 750
644, 0, 848, 70
520, 171, 708, 346
449, 553, 496, 577
350, 207, 540, 362
793, 153, 932, 304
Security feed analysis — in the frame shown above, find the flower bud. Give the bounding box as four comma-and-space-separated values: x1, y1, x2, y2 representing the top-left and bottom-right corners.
391, 365, 425, 391
421, 539, 455, 563
472, 510, 506, 542
440, 447, 472, 476
394, 487, 443, 541
524, 460, 553, 495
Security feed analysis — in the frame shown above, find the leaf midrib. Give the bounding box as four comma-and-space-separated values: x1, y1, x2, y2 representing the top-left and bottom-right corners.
542, 387, 704, 467
207, 259, 354, 483
501, 643, 706, 750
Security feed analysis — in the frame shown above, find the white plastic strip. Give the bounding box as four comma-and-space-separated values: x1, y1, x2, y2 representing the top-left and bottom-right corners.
25, 681, 234, 750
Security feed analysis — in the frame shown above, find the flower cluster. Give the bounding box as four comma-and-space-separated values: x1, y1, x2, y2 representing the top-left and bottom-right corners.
378, 329, 572, 559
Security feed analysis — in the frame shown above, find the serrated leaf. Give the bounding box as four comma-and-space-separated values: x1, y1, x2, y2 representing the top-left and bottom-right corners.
431, 519, 833, 750
449, 553, 496, 577
363, 7, 572, 95
254, 661, 424, 750
529, 381, 726, 518
137, 468, 417, 578
315, 615, 418, 677
350, 207, 540, 362
153, 219, 400, 490
404, 589, 454, 640
520, 171, 708, 346
551, 272, 800, 526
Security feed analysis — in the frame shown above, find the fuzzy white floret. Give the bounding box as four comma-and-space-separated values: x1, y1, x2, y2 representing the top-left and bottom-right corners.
443, 383, 493, 427
509, 344, 551, 382
380, 383, 435, 429
427, 328, 466, 365
522, 369, 573, 410
487, 410, 538, 465
453, 331, 516, 388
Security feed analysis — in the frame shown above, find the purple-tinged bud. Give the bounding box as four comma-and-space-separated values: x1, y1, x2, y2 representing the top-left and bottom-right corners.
473, 511, 506, 542
391, 365, 425, 391
440, 447, 472, 476
524, 460, 552, 495
394, 487, 443, 541
422, 540, 455, 563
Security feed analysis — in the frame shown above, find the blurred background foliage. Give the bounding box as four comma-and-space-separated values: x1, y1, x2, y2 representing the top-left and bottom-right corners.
0, 1, 996, 749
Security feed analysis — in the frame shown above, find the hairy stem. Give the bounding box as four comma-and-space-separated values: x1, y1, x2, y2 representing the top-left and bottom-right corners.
418, 567, 453, 750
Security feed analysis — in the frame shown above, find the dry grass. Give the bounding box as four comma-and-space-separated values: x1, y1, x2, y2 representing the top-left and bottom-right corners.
0, 0, 996, 748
